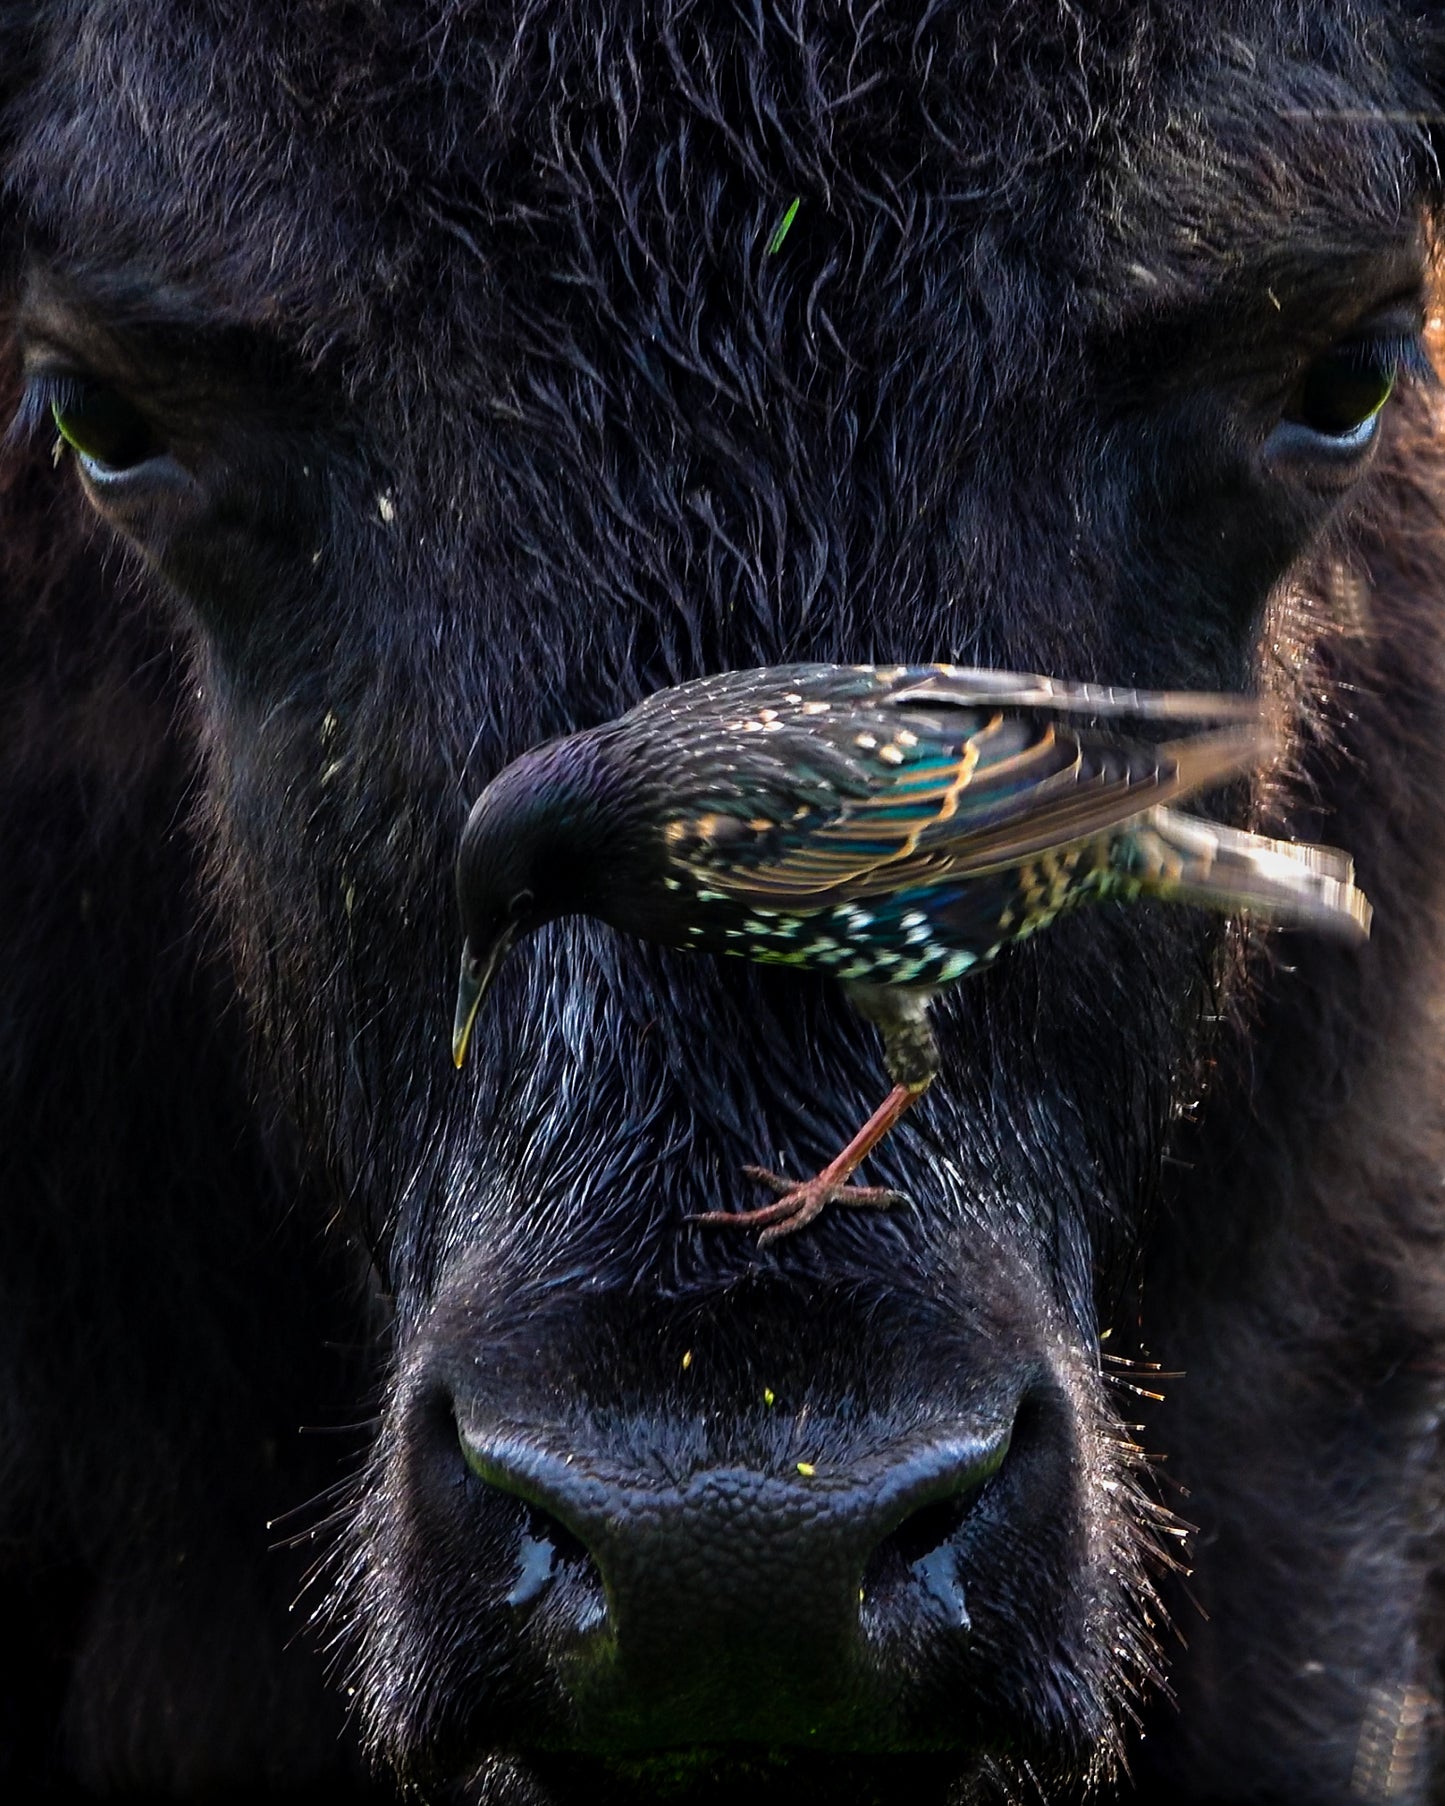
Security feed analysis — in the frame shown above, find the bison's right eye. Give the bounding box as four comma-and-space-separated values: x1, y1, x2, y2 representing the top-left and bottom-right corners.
12, 366, 200, 525
46, 375, 158, 473
12, 369, 160, 475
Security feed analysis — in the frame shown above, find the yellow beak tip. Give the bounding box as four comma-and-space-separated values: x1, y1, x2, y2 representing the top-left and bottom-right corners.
451, 973, 483, 1072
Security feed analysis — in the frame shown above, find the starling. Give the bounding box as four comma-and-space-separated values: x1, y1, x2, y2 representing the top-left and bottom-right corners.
452, 664, 1371, 1243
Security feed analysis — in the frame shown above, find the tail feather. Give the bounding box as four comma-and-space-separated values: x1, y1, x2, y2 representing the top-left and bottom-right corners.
1157, 722, 1279, 798
1117, 806, 1373, 940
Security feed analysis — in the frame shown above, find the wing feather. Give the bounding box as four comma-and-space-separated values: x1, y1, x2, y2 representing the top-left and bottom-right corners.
882, 666, 1259, 722
672, 711, 1272, 906
633, 661, 1260, 728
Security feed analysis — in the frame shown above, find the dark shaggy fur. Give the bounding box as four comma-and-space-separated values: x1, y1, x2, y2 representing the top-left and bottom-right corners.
0, 342, 388, 1794
3, 2, 1445, 1801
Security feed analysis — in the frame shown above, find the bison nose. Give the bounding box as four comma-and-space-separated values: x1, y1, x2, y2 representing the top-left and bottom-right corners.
456, 1412, 1019, 1747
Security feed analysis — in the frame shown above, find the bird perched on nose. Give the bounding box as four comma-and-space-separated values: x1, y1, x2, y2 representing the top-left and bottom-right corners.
452, 663, 1371, 1244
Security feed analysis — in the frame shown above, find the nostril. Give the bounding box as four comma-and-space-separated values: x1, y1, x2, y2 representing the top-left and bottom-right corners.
457, 1423, 609, 1633
889, 1489, 985, 1569
863, 1488, 991, 1633
506, 1500, 596, 1609
861, 1427, 1013, 1634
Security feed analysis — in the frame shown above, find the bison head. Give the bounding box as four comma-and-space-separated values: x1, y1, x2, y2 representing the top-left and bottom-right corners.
4, 3, 1445, 1801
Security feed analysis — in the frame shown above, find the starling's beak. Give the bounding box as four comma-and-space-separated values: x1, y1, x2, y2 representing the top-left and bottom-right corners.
451, 931, 514, 1070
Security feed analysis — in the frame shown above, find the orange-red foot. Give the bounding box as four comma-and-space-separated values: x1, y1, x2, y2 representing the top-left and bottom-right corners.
740, 1166, 910, 1244
690, 1080, 928, 1246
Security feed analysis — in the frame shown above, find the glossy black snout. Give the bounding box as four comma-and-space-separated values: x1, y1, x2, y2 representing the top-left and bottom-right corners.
446, 1393, 1066, 1751
375, 1276, 1104, 1771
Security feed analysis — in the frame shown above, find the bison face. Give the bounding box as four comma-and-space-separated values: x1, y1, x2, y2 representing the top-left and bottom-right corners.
5, 2, 1443, 1800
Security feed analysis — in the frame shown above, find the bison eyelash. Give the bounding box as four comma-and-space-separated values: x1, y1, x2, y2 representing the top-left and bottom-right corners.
5, 369, 93, 453
1351, 331, 1437, 390
9, 368, 162, 473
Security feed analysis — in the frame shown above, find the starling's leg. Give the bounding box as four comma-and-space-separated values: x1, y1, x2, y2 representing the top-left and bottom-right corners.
693, 1079, 930, 1246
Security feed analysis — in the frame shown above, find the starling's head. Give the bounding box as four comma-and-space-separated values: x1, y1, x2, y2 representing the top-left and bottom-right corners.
451, 738, 610, 1069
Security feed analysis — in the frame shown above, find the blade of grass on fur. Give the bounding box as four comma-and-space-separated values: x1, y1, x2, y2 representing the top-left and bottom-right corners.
767, 196, 801, 255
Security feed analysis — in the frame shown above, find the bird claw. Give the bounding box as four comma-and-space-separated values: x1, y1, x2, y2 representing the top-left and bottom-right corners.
691, 1166, 911, 1246
743, 1165, 911, 1213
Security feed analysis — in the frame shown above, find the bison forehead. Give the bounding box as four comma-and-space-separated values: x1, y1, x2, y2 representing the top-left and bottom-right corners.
14, 5, 1431, 742
14, 4, 1429, 363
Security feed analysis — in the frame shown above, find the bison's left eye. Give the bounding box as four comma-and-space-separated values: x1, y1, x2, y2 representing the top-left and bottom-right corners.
1289, 343, 1397, 438
1268, 323, 1433, 470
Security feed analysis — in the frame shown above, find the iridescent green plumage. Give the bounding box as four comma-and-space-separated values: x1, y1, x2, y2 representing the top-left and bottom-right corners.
453, 663, 1372, 1240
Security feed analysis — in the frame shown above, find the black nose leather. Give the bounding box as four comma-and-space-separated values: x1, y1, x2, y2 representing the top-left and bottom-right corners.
461, 1422, 1014, 1747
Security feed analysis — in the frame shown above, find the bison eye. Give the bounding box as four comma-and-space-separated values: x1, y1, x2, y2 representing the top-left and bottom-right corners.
12, 366, 199, 521
1274, 327, 1432, 458
1264, 323, 1433, 478
1286, 342, 1398, 440
31, 373, 158, 474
